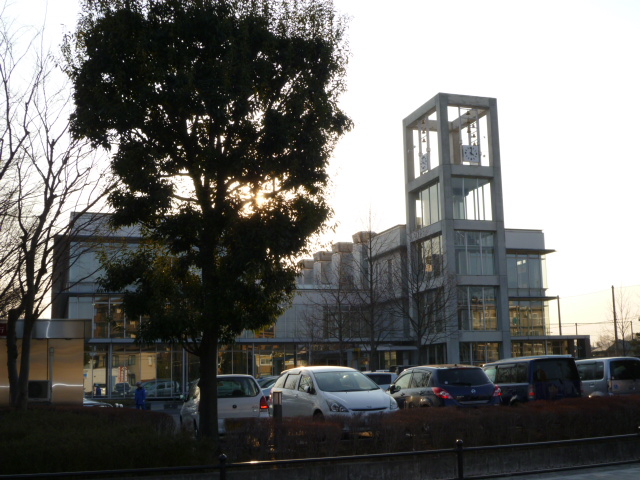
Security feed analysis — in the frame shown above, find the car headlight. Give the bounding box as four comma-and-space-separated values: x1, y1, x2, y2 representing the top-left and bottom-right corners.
326, 399, 349, 413
389, 397, 399, 411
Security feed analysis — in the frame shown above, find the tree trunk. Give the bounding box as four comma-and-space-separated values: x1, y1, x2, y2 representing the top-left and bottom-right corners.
6, 308, 21, 406
197, 331, 219, 446
15, 315, 35, 410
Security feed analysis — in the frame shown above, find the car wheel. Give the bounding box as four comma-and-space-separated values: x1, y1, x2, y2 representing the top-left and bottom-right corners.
313, 411, 324, 422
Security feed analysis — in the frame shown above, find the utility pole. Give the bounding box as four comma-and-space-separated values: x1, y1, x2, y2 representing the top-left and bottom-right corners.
557, 296, 562, 336
612, 285, 619, 356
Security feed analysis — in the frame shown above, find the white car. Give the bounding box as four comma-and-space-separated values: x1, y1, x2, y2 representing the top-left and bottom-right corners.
180, 374, 269, 435
269, 366, 398, 424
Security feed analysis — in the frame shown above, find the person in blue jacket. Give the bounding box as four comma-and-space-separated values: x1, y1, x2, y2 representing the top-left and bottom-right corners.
134, 382, 147, 410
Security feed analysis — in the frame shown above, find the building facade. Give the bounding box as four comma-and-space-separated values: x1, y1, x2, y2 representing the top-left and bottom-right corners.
402, 93, 588, 364
48, 93, 589, 400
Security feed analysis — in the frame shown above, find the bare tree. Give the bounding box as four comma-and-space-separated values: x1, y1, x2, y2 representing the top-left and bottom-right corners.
610, 286, 639, 356
0, 12, 111, 408
347, 227, 402, 371
387, 237, 457, 364
298, 245, 358, 366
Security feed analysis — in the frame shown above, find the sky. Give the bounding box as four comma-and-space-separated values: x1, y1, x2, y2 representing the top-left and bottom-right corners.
8, 0, 640, 342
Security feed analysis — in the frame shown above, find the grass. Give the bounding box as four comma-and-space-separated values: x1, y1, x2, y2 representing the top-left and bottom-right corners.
2, 395, 640, 475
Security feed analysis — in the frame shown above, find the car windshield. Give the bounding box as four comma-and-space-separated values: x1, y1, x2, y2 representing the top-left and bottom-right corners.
314, 371, 380, 392
437, 368, 490, 386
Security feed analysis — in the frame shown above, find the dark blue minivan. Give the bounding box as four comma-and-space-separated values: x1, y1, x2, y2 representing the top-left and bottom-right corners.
483, 355, 581, 405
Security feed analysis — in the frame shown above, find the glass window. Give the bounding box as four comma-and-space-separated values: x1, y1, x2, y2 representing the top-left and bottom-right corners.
394, 372, 412, 389
416, 182, 441, 229
413, 371, 431, 388
510, 300, 547, 336
458, 286, 498, 331
507, 256, 518, 289
452, 177, 492, 221
507, 254, 547, 296
299, 374, 313, 392
459, 342, 500, 365
455, 231, 495, 275
577, 362, 604, 381
283, 373, 300, 390
418, 235, 442, 276
610, 360, 640, 380
68, 245, 102, 284
94, 300, 109, 338
110, 302, 125, 339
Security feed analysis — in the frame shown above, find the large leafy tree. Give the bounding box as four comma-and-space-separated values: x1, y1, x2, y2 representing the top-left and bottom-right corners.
68, 0, 351, 440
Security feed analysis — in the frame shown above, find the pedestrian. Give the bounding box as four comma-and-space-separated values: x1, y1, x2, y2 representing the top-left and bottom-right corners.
94, 384, 102, 396
135, 381, 146, 410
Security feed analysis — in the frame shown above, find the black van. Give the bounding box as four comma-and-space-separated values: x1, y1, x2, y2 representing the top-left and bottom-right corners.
483, 355, 581, 405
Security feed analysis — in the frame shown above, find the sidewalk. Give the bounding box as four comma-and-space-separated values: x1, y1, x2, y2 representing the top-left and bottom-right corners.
498, 462, 640, 479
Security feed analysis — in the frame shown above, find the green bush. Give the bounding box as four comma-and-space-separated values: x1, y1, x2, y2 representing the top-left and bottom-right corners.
2, 396, 640, 474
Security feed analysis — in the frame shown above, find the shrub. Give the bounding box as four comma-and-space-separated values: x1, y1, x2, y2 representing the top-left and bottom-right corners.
0, 406, 210, 475
2, 396, 640, 474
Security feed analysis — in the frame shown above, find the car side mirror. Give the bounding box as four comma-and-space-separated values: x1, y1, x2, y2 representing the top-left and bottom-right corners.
389, 384, 399, 393
303, 385, 315, 394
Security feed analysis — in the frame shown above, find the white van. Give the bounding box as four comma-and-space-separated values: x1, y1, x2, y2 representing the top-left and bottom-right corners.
576, 357, 640, 397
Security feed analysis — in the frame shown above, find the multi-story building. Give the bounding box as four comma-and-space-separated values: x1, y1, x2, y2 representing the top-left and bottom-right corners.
46, 93, 589, 399
402, 93, 589, 364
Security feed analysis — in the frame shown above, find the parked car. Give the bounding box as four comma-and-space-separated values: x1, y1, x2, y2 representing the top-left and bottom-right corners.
362, 371, 398, 391
269, 366, 398, 423
388, 365, 501, 408
113, 382, 132, 396
140, 379, 181, 397
256, 375, 279, 401
576, 357, 640, 397
483, 355, 581, 404
390, 365, 416, 375
180, 374, 269, 435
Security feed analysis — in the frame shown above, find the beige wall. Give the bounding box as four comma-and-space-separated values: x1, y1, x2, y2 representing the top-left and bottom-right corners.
0, 337, 85, 406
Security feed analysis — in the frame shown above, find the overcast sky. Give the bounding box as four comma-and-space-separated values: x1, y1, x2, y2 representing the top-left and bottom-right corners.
9, 0, 640, 340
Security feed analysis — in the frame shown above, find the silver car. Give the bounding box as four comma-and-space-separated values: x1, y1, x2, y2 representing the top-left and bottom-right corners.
576, 357, 640, 397
269, 366, 398, 423
180, 374, 269, 435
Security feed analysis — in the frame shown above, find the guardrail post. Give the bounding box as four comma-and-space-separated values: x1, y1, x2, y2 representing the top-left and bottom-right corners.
455, 439, 464, 479
219, 453, 227, 480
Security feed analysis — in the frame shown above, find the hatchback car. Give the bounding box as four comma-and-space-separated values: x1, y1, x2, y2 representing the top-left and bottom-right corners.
269, 366, 398, 422
180, 374, 269, 435
388, 365, 501, 408
576, 357, 640, 397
